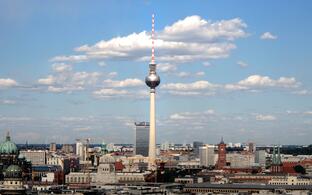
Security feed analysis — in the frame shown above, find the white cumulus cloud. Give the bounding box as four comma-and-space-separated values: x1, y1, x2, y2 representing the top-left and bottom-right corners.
161, 16, 247, 42
50, 55, 88, 62
0, 78, 18, 88
93, 88, 129, 98
161, 75, 301, 97
169, 109, 215, 120
38, 65, 101, 93
256, 114, 276, 121
103, 78, 144, 88
51, 16, 247, 64
38, 75, 56, 85
162, 80, 218, 91
237, 61, 249, 68
225, 75, 300, 90
176, 71, 205, 78
52, 63, 72, 73
260, 32, 277, 40
157, 63, 177, 73
177, 72, 190, 78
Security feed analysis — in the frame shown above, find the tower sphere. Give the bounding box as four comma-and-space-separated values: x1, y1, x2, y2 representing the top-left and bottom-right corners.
145, 73, 160, 89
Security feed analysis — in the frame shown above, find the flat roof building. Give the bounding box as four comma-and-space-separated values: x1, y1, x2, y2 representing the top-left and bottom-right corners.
134, 122, 150, 157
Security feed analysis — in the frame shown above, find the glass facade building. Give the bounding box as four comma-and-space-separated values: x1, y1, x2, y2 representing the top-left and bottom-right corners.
135, 122, 150, 157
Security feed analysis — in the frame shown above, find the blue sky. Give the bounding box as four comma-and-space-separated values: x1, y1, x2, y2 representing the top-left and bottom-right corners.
1, 0, 312, 145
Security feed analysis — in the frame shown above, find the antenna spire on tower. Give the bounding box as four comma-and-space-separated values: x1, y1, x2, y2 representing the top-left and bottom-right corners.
151, 14, 155, 64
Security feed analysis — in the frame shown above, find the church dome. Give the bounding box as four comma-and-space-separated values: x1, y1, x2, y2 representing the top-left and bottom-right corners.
4, 165, 22, 178
0, 132, 18, 154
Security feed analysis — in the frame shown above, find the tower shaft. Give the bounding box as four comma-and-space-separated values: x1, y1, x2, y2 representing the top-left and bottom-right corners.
148, 91, 156, 169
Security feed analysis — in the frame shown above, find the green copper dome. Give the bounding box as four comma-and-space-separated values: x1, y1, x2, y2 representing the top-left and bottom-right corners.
0, 132, 18, 154
4, 165, 22, 178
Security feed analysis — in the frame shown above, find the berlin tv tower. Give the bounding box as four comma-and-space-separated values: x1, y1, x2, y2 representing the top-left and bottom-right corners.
145, 14, 160, 170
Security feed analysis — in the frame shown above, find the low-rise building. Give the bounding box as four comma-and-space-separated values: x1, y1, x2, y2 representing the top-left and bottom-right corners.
65, 172, 96, 189
32, 165, 63, 184
227, 152, 255, 168
116, 172, 145, 183
93, 155, 145, 186
20, 150, 46, 165
46, 154, 78, 174
175, 176, 204, 184
268, 175, 312, 185
177, 160, 201, 169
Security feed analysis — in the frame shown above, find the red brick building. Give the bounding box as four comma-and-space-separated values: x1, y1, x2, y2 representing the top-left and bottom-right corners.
216, 138, 226, 169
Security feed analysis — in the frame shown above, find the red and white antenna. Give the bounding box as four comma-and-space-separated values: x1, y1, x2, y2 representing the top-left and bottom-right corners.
151, 14, 155, 64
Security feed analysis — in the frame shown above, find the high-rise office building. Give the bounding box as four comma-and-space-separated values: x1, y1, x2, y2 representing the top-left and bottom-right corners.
255, 150, 266, 168
193, 141, 204, 157
62, 144, 74, 154
199, 145, 215, 167
75, 139, 87, 161
248, 142, 255, 153
50, 142, 56, 152
135, 122, 150, 156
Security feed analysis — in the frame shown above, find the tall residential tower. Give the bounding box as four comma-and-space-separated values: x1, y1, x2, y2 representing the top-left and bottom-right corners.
145, 14, 160, 169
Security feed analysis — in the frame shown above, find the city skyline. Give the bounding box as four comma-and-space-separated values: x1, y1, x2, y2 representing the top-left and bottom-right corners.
1, 1, 312, 144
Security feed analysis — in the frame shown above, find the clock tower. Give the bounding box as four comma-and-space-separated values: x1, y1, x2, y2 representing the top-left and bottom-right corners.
216, 137, 227, 169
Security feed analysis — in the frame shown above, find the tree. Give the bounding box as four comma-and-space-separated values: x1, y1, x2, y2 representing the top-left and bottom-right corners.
293, 165, 306, 174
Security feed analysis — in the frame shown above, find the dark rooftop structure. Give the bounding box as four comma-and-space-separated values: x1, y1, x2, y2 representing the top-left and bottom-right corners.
32, 165, 62, 172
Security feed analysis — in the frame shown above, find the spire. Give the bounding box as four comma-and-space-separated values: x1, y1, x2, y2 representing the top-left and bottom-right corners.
272, 145, 276, 164
277, 145, 282, 164
6, 131, 11, 141
220, 136, 224, 144
151, 14, 155, 64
